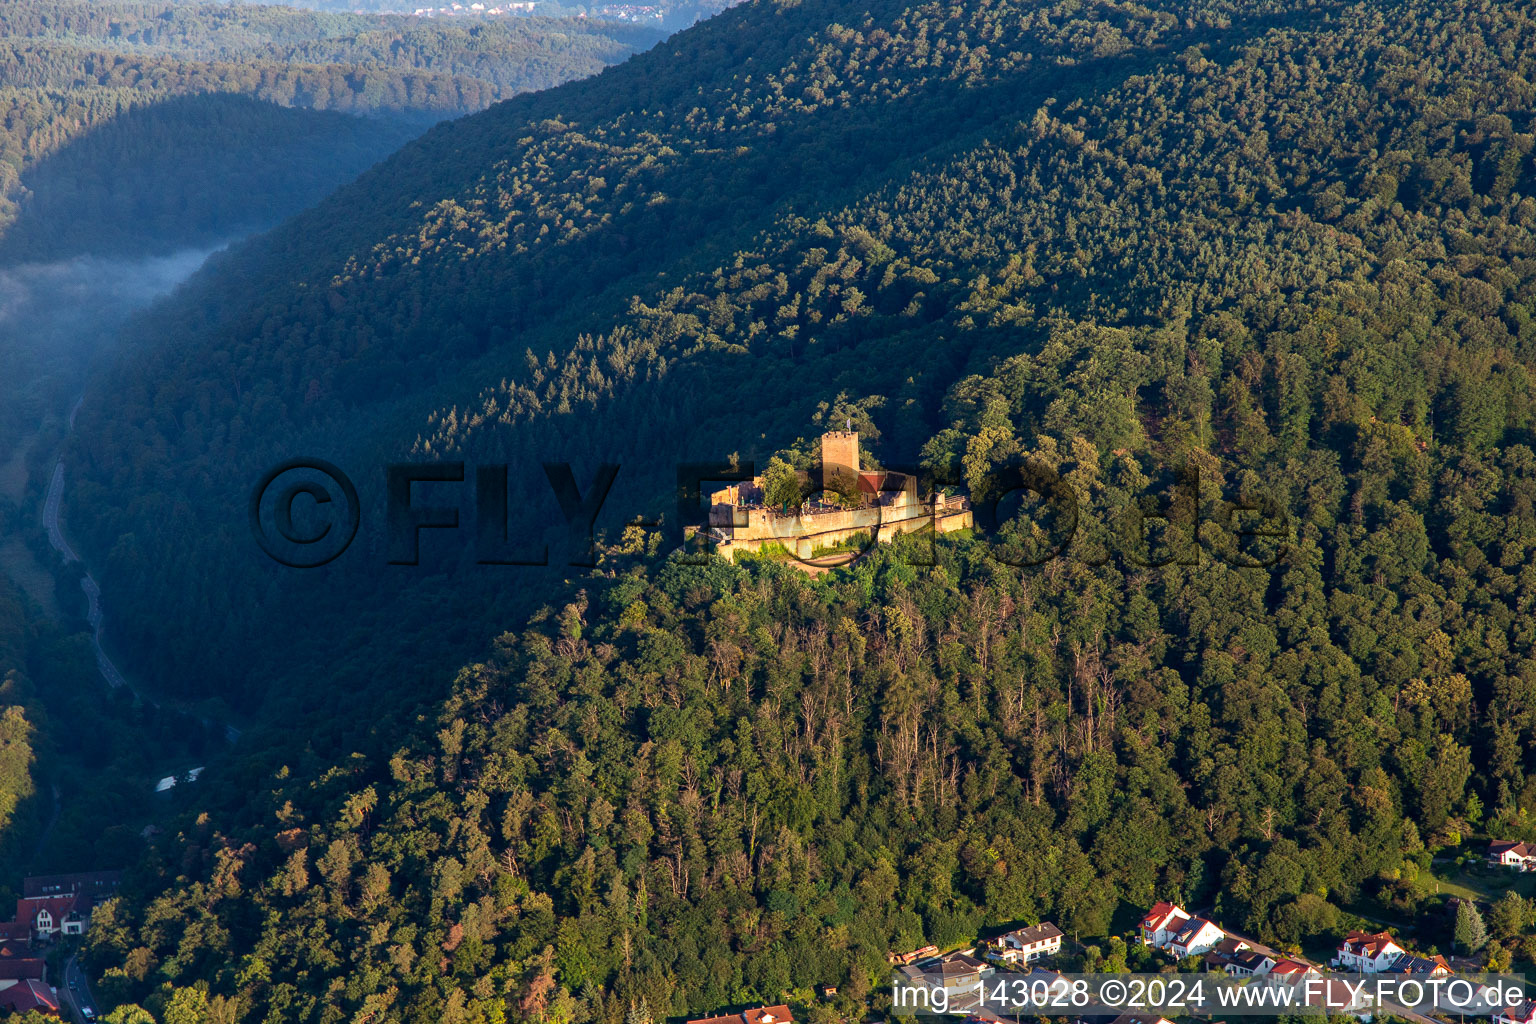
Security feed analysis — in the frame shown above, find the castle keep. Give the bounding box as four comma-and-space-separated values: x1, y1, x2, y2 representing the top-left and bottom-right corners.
697, 431, 972, 566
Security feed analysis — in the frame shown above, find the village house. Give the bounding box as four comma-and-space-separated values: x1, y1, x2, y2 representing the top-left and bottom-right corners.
1228, 949, 1278, 975
989, 921, 1064, 964
1497, 1003, 1536, 1024
897, 949, 996, 1003
1203, 937, 1277, 976
1489, 841, 1536, 871
1386, 954, 1452, 976
21, 894, 87, 939
924, 951, 994, 998
1333, 930, 1405, 972
1139, 901, 1192, 949
0, 977, 58, 1016
1267, 958, 1318, 982
1168, 915, 1226, 958
687, 1006, 794, 1024
0, 869, 122, 950
24, 870, 121, 902
697, 430, 972, 565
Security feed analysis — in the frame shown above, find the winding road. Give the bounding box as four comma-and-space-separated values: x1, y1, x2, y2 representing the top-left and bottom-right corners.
44, 425, 241, 743
62, 955, 100, 1022
44, 461, 133, 696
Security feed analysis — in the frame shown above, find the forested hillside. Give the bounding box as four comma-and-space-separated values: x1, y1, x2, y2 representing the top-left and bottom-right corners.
0, 0, 658, 457
0, 2, 661, 260
58, 0, 1536, 1020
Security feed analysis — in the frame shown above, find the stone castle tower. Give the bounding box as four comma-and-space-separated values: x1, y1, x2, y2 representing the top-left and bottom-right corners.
821, 430, 860, 492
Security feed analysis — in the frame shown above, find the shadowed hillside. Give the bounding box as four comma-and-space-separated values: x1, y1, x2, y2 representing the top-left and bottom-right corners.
51, 0, 1536, 1020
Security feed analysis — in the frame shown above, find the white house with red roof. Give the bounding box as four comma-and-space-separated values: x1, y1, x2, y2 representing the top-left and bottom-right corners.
687, 1006, 795, 1024
1498, 1004, 1536, 1024
1489, 841, 1536, 871
1267, 958, 1317, 981
1168, 916, 1226, 958
1334, 930, 1405, 972
1139, 902, 1191, 949
22, 894, 89, 939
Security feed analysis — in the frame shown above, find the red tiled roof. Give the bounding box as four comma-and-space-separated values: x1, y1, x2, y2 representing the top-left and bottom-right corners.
0, 979, 58, 1013
0, 956, 45, 980
1140, 901, 1185, 931
1342, 929, 1401, 957
1491, 841, 1536, 858
16, 893, 88, 928
688, 1006, 794, 1024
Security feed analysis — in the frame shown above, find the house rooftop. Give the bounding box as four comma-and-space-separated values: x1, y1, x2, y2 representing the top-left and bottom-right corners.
1140, 901, 1187, 931
1389, 954, 1452, 974
999, 922, 1063, 945
1342, 929, 1401, 956
1172, 916, 1219, 942
687, 1006, 794, 1024
23, 869, 122, 899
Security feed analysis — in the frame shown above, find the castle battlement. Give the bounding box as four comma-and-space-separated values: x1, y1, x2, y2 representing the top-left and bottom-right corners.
698, 431, 972, 568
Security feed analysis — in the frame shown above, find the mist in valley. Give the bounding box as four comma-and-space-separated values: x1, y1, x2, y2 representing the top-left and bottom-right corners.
0, 246, 223, 448
0, 246, 225, 616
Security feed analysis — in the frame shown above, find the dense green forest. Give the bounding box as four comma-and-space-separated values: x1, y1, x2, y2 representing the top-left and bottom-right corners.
0, 0, 663, 905
0, 2, 661, 261
0, 0, 658, 458
46, 0, 1536, 1019
0, 548, 220, 901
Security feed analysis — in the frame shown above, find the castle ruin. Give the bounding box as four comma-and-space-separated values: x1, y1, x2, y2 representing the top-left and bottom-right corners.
694, 430, 972, 567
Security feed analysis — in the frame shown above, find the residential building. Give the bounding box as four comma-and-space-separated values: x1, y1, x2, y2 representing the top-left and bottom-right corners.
1387, 954, 1452, 976
0, 978, 57, 1015
1139, 901, 1191, 949
991, 921, 1064, 963
16, 894, 89, 939
24, 870, 120, 903
1489, 841, 1536, 871
0, 869, 121, 949
1267, 959, 1317, 982
687, 1007, 794, 1024
1225, 949, 1277, 976
1168, 916, 1226, 958
1497, 1003, 1536, 1024
1334, 930, 1405, 972
929, 952, 994, 997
